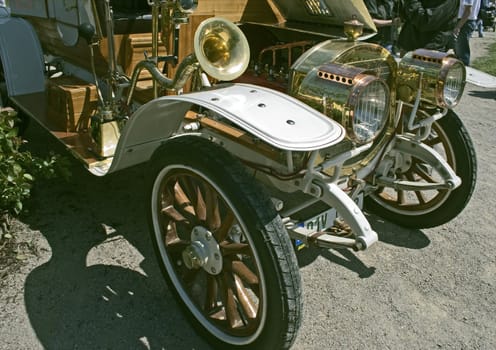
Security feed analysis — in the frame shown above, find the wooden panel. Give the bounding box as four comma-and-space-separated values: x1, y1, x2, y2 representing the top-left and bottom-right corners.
46, 76, 98, 132
28, 17, 147, 77
195, 0, 282, 23
11, 93, 107, 169
121, 33, 167, 77
28, 17, 115, 76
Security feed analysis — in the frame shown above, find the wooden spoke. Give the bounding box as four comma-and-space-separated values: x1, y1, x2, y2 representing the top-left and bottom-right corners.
215, 211, 235, 243
205, 185, 221, 231
174, 181, 196, 217
180, 177, 207, 222
219, 272, 244, 329
160, 184, 174, 209
414, 190, 427, 205
195, 183, 207, 222
233, 274, 257, 319
406, 172, 427, 205
208, 307, 227, 321
204, 275, 218, 312
166, 238, 190, 253
414, 163, 438, 184
161, 205, 188, 222
165, 222, 181, 246
231, 260, 259, 285
220, 242, 251, 256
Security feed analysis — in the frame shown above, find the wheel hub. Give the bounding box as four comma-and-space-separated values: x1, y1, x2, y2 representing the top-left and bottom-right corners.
182, 226, 222, 275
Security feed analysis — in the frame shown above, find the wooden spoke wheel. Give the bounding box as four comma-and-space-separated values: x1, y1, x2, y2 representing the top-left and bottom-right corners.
366, 110, 477, 228
148, 137, 301, 349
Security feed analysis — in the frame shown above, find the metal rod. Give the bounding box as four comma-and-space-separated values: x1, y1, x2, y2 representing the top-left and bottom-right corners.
126, 54, 199, 106
151, 1, 160, 98
104, 0, 117, 101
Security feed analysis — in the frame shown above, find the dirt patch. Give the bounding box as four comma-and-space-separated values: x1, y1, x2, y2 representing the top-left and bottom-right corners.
0, 221, 35, 284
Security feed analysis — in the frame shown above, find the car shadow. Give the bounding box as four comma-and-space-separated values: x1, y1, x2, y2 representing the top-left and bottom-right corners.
368, 213, 431, 249
296, 246, 378, 278
21, 126, 212, 349
468, 89, 496, 100
20, 123, 430, 348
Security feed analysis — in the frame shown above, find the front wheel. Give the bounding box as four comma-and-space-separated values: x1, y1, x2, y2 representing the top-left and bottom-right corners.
147, 136, 302, 350
365, 110, 477, 228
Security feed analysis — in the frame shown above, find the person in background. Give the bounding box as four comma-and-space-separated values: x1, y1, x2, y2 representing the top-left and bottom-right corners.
454, 0, 482, 65
397, 0, 459, 55
475, 0, 489, 37
364, 0, 401, 53
0, 0, 9, 17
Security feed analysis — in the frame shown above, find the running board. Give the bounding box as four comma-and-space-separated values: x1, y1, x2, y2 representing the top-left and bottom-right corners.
10, 92, 113, 175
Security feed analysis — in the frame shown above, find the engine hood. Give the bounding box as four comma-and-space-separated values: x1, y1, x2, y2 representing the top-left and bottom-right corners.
270, 0, 376, 34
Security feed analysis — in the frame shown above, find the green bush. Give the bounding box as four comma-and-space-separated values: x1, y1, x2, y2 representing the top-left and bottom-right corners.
0, 108, 65, 233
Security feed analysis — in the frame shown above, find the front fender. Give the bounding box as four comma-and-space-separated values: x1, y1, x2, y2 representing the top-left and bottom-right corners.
108, 83, 345, 174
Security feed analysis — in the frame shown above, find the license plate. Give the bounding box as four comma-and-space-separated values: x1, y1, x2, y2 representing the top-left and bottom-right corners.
299, 194, 363, 232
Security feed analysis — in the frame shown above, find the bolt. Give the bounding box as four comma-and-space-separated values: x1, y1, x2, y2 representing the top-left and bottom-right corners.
214, 253, 220, 260
205, 232, 212, 241
211, 267, 216, 274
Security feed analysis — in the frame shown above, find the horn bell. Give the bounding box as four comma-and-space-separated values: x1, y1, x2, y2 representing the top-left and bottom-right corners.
194, 17, 250, 81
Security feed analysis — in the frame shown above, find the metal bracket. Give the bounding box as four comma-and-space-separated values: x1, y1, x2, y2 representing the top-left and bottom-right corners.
376, 135, 461, 191
282, 179, 378, 251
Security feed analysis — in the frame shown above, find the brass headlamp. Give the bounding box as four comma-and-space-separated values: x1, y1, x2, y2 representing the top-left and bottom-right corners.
292, 62, 389, 145
397, 49, 466, 108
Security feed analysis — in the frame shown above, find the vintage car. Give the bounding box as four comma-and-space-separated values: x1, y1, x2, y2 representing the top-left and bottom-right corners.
0, 0, 477, 349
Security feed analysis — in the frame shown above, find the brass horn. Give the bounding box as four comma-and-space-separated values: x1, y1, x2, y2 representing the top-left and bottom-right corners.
194, 17, 250, 81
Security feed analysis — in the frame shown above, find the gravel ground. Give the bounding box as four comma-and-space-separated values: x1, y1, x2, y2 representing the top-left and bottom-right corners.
1, 32, 495, 350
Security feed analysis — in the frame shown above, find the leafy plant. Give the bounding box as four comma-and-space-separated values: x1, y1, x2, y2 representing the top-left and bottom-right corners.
0, 108, 66, 234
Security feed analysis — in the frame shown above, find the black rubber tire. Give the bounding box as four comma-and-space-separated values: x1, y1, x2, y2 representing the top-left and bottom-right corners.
147, 136, 302, 350
365, 110, 477, 228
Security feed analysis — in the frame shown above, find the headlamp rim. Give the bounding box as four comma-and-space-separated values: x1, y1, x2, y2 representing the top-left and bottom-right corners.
346, 74, 390, 144
437, 57, 466, 108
